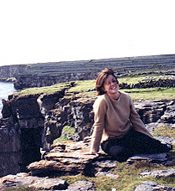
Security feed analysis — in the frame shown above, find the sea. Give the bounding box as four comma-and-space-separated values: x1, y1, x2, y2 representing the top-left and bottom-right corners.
0, 81, 17, 118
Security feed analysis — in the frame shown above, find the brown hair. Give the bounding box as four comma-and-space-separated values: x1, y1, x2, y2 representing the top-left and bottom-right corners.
95, 68, 119, 95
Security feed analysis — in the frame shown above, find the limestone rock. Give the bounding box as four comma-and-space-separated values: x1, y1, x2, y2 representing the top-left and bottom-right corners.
127, 153, 173, 166
67, 180, 96, 191
27, 140, 173, 179
140, 168, 175, 178
135, 181, 175, 191
0, 116, 22, 177
37, 90, 65, 115
27, 141, 118, 177
0, 173, 68, 190
1, 99, 12, 118
10, 94, 42, 119
161, 104, 175, 123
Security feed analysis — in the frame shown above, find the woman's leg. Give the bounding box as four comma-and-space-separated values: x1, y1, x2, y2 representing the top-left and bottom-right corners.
101, 138, 134, 162
101, 128, 173, 162
124, 129, 173, 154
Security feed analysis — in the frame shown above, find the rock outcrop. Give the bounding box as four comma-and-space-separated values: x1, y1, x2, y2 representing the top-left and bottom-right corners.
27, 140, 174, 177
1, 87, 175, 178
0, 83, 175, 189
0, 64, 28, 81
0, 139, 174, 190
0, 85, 68, 177
0, 173, 98, 191
135, 181, 175, 191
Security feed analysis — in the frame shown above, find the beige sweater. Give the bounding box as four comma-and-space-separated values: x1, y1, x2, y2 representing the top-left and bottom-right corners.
90, 91, 153, 153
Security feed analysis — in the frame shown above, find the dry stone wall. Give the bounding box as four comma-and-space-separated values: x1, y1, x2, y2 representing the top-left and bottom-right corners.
1, 54, 175, 88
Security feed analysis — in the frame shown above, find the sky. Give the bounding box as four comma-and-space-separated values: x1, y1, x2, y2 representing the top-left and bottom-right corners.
0, 0, 175, 66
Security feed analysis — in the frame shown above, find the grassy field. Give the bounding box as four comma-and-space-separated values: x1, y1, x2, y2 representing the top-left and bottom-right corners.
66, 75, 175, 100
14, 74, 175, 100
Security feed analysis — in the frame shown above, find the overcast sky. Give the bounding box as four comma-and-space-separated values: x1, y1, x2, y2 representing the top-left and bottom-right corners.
0, 0, 175, 66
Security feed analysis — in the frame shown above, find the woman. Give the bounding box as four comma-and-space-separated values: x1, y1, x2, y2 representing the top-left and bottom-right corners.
86, 68, 172, 162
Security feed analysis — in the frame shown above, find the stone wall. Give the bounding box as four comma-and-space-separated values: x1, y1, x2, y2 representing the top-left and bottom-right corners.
1, 54, 175, 88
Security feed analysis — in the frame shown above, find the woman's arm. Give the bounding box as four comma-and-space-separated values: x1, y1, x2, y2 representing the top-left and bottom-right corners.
90, 97, 107, 153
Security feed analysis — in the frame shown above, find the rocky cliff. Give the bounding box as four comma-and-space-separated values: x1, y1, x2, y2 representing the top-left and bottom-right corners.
0, 88, 175, 189
0, 64, 28, 81
0, 83, 175, 177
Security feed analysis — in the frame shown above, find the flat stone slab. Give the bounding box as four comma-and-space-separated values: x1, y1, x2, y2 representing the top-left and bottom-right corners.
127, 153, 173, 165
0, 173, 67, 190
135, 181, 175, 191
140, 168, 175, 178
28, 141, 174, 177
66, 180, 96, 191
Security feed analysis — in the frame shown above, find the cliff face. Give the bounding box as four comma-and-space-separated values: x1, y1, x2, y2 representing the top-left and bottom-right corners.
0, 88, 66, 177
0, 65, 28, 80
13, 72, 97, 89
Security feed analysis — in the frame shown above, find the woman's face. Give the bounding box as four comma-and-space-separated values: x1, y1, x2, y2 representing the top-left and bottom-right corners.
102, 74, 119, 97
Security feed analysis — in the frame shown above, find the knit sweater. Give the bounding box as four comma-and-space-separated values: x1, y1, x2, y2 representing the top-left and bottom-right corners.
90, 91, 153, 153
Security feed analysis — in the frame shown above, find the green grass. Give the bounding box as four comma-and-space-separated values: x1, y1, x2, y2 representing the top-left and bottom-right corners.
13, 74, 175, 101
72, 86, 175, 101
54, 126, 75, 143
61, 158, 175, 191
68, 80, 96, 92
151, 124, 175, 138
67, 75, 175, 101
118, 74, 159, 84
118, 74, 173, 85
14, 82, 71, 96
5, 157, 175, 191
127, 87, 175, 100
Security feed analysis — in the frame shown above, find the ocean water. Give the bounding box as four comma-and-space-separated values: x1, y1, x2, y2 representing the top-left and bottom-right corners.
0, 82, 17, 118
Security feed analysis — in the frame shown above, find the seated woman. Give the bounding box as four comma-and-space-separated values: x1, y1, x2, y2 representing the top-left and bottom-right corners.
86, 68, 172, 162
